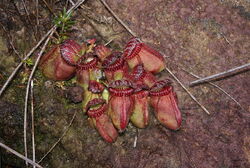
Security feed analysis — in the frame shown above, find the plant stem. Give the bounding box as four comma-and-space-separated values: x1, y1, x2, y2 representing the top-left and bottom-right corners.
0, 142, 43, 168
190, 63, 250, 86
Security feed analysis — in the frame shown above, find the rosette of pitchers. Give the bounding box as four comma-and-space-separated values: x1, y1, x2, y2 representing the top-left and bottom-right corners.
40, 38, 182, 143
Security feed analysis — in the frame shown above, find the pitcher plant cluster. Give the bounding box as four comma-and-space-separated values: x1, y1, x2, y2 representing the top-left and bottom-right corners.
39, 37, 182, 143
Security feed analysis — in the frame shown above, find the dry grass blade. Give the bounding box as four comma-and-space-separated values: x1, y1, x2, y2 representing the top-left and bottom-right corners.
21, 0, 31, 23
99, 0, 137, 37
0, 26, 56, 97
25, 0, 87, 163
38, 110, 77, 163
41, 0, 56, 16
35, 0, 39, 36
182, 68, 247, 113
133, 129, 138, 148
24, 28, 56, 165
31, 80, 36, 168
69, 0, 75, 5
0, 0, 86, 97
23, 0, 86, 165
105, 39, 114, 46
0, 142, 43, 168
67, 0, 87, 13
190, 63, 250, 86
0, 23, 21, 59
21, 0, 36, 38
165, 67, 210, 115
23, 0, 86, 162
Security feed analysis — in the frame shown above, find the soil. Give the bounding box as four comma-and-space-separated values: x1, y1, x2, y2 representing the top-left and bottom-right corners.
0, 0, 249, 168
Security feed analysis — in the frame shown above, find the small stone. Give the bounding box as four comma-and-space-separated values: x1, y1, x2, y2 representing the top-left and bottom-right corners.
65, 86, 83, 103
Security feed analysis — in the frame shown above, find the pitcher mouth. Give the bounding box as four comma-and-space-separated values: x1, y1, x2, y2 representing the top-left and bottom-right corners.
87, 98, 106, 118
102, 52, 124, 72
133, 83, 149, 93
123, 37, 142, 60
108, 80, 134, 96
88, 80, 105, 93
76, 53, 98, 70
60, 39, 81, 66
129, 64, 146, 81
149, 79, 173, 96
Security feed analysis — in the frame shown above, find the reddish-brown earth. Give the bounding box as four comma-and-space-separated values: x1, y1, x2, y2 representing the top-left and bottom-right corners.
0, 0, 249, 167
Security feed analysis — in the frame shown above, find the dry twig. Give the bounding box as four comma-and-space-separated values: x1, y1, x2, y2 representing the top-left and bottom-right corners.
0, 26, 56, 96
38, 110, 77, 163
21, 0, 38, 41
31, 80, 36, 168
165, 67, 210, 115
99, 0, 137, 37
27, 0, 87, 163
133, 129, 138, 148
35, 0, 39, 36
105, 39, 114, 46
0, 0, 86, 97
0, 23, 21, 59
190, 63, 250, 86
0, 0, 86, 166
23, 0, 85, 163
0, 142, 43, 168
181, 68, 247, 113
21, 0, 32, 23
41, 0, 56, 16
23, 0, 86, 164
24, 28, 55, 165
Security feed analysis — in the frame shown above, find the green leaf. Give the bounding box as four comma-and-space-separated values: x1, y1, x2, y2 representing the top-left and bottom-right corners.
23, 58, 34, 66
53, 7, 75, 36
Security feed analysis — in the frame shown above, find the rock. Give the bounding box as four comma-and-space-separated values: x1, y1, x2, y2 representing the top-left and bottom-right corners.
65, 86, 83, 103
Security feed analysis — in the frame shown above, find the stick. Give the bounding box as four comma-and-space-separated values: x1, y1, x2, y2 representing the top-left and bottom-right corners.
25, 0, 86, 163
23, 0, 86, 165
133, 129, 138, 148
0, 26, 56, 96
190, 63, 250, 86
181, 68, 247, 113
21, 0, 37, 38
24, 0, 86, 164
69, 0, 76, 5
67, 0, 87, 13
31, 80, 36, 168
0, 23, 21, 59
41, 0, 56, 16
0, 142, 43, 168
99, 0, 137, 37
165, 67, 210, 115
0, 0, 86, 97
21, 0, 32, 24
24, 28, 56, 165
35, 0, 39, 36
38, 110, 77, 163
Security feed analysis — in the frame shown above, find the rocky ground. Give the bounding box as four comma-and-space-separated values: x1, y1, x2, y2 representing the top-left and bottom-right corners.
0, 0, 249, 167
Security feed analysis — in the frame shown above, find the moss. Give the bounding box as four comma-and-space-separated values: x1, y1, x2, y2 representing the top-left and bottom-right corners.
0, 36, 16, 74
